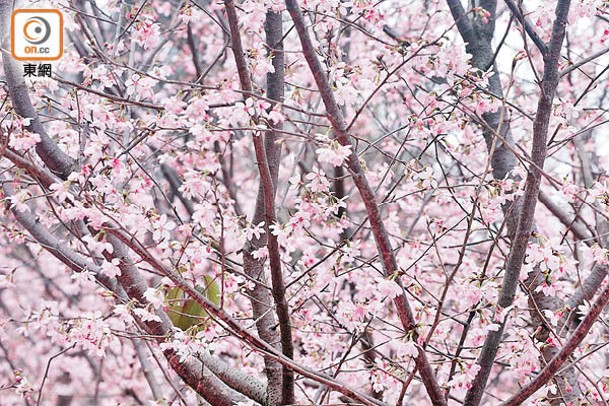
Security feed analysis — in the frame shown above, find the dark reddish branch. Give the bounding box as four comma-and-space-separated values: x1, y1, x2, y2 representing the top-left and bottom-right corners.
223, 1, 295, 403
107, 227, 385, 406
224, 0, 253, 92
463, 1, 572, 405
504, 282, 609, 405
284, 0, 446, 404
3, 148, 58, 189
2, 178, 267, 405
1, 1, 259, 398
447, 0, 578, 402
106, 237, 253, 406
560, 140, 609, 330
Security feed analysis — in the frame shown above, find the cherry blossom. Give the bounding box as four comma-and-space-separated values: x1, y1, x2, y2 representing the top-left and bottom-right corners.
316, 140, 352, 167
244, 221, 266, 241
8, 130, 40, 151
0, 0, 607, 405
151, 214, 177, 242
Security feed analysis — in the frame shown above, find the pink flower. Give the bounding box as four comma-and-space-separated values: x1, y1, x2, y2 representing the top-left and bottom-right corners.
244, 221, 266, 241
448, 363, 481, 391
397, 340, 419, 358
8, 189, 31, 213
49, 182, 71, 203
252, 247, 269, 260
133, 19, 161, 50
125, 73, 156, 101
100, 258, 122, 278
237, 98, 256, 116
375, 277, 403, 299
152, 214, 176, 242
415, 166, 437, 189
71, 269, 96, 286
9, 130, 40, 151
133, 307, 162, 323
306, 167, 330, 193
316, 141, 352, 167
143, 288, 165, 309
83, 235, 113, 256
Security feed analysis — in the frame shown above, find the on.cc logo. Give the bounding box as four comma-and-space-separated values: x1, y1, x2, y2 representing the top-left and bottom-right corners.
11, 9, 63, 61
23, 16, 52, 45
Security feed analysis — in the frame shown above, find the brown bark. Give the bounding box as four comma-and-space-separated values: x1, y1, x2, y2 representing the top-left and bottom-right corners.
223, 1, 294, 403
284, 0, 447, 404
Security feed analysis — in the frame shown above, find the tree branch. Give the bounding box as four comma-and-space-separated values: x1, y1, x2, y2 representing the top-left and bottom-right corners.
107, 226, 385, 406
1, 180, 118, 292
284, 0, 447, 404
560, 45, 609, 77
2, 147, 59, 189
2, 177, 268, 404
503, 282, 609, 405
131, 336, 165, 401
446, 0, 476, 46
538, 190, 593, 245
565, 263, 608, 325
0, 2, 76, 179
504, 0, 549, 55
463, 1, 572, 404
107, 236, 256, 406
223, 0, 295, 403
561, 136, 609, 330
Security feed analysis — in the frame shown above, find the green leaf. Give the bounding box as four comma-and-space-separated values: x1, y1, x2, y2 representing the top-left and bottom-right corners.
165, 276, 221, 334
